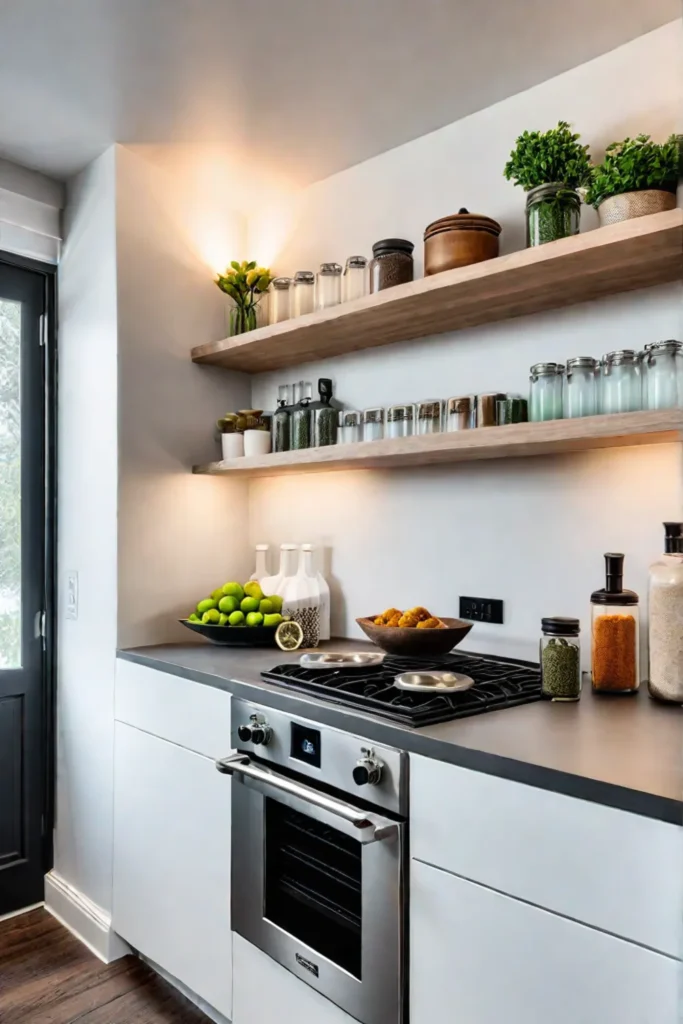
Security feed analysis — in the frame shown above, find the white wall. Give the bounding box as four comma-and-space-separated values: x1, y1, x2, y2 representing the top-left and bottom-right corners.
115, 146, 252, 648
56, 148, 118, 913
248, 22, 683, 664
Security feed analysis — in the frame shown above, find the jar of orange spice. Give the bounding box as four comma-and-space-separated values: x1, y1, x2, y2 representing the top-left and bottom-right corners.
591, 553, 640, 694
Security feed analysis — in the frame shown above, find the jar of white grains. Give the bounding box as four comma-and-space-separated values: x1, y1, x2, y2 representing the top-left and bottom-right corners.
648, 522, 683, 703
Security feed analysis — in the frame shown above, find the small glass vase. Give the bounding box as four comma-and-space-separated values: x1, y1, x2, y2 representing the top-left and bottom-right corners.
225, 295, 268, 336
525, 183, 581, 247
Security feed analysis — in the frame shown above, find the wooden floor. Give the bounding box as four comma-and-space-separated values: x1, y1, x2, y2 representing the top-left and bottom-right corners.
0, 909, 211, 1023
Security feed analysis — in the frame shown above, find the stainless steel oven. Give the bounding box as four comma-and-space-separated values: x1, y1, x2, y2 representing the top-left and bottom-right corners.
217, 698, 407, 1024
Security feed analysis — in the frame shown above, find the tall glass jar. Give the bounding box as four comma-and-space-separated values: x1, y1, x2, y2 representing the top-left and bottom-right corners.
311, 378, 338, 447
601, 350, 640, 414
362, 407, 384, 441
525, 183, 581, 247
386, 403, 415, 438
338, 410, 361, 444
565, 356, 599, 418
292, 271, 315, 317
648, 522, 683, 703
269, 277, 292, 325
343, 256, 369, 303
369, 239, 414, 293
529, 363, 564, 421
416, 399, 443, 435
641, 340, 683, 410
540, 618, 581, 702
316, 263, 343, 310
272, 384, 290, 453
591, 553, 639, 694
446, 396, 473, 431
291, 381, 313, 450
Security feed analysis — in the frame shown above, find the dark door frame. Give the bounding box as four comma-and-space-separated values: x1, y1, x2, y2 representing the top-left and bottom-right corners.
0, 248, 57, 878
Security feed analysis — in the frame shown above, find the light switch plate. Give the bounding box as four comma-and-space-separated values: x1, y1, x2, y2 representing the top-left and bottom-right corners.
65, 571, 78, 620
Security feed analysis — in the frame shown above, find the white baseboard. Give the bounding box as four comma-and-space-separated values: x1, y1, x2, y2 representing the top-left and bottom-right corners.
44, 871, 130, 963
0, 902, 44, 924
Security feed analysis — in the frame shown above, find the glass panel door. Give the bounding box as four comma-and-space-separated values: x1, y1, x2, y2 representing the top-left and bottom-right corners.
0, 296, 22, 668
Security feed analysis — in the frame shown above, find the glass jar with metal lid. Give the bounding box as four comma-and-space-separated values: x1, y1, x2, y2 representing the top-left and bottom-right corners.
369, 239, 414, 293
540, 617, 581, 701
526, 183, 580, 247
316, 263, 343, 311
446, 395, 473, 431
386, 403, 415, 439
362, 407, 384, 442
641, 340, 683, 410
292, 271, 315, 317
601, 350, 641, 414
269, 277, 292, 325
338, 410, 361, 444
343, 256, 369, 303
529, 363, 564, 422
566, 356, 599, 418
416, 399, 443, 435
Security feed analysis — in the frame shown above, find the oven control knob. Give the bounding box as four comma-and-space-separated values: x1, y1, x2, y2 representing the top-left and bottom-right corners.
250, 724, 272, 746
353, 755, 383, 787
237, 724, 254, 743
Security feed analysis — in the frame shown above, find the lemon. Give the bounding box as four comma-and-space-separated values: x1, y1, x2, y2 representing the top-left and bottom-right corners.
244, 581, 264, 601
275, 620, 304, 652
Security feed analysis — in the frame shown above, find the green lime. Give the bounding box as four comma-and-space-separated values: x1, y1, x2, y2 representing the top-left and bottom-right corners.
222, 582, 245, 602
228, 610, 245, 626
267, 594, 283, 613
218, 595, 238, 614
202, 608, 221, 624
218, 613, 229, 626
275, 620, 304, 651
211, 588, 224, 603
197, 598, 217, 615
244, 581, 264, 602
264, 613, 283, 628
259, 598, 274, 615
246, 611, 264, 627
241, 596, 259, 613
188, 613, 201, 623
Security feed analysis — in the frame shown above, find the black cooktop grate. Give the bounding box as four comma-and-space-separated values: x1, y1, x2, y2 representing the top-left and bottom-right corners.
261, 650, 542, 727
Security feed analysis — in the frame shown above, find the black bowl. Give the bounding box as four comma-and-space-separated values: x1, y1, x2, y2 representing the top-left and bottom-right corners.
179, 619, 277, 647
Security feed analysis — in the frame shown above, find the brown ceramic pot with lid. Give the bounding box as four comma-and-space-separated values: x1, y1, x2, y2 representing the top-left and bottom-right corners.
424, 208, 502, 275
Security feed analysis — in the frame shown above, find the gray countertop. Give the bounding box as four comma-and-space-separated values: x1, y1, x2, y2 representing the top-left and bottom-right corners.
118, 640, 683, 824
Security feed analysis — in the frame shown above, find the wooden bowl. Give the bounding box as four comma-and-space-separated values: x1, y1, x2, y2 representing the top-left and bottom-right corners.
356, 616, 472, 658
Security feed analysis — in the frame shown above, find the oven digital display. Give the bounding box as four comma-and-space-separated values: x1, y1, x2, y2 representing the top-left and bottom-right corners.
290, 722, 321, 768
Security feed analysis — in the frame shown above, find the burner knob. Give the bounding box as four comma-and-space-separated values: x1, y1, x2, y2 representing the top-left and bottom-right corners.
250, 724, 272, 746
237, 724, 253, 743
353, 754, 383, 787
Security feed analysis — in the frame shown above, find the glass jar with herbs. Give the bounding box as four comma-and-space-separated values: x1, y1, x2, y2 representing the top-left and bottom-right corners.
311, 378, 339, 447
291, 381, 313, 450
591, 553, 639, 695
529, 363, 564, 421
525, 184, 580, 246
369, 239, 414, 293
272, 385, 291, 453
540, 618, 581, 701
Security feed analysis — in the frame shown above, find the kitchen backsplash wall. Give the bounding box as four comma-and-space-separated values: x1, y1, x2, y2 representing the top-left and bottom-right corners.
247, 22, 683, 665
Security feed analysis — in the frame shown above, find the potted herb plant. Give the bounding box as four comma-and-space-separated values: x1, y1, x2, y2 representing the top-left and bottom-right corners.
585, 133, 680, 226
216, 261, 273, 335
504, 121, 591, 246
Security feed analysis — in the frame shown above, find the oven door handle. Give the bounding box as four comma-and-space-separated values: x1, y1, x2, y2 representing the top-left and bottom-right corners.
216, 753, 399, 843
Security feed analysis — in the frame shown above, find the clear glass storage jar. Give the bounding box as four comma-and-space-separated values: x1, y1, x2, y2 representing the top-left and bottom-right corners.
292, 271, 315, 317
386, 403, 415, 438
591, 553, 639, 694
269, 277, 292, 325
343, 256, 369, 303
540, 617, 581, 701
316, 263, 343, 311
641, 340, 683, 410
446, 396, 473, 431
416, 399, 443, 435
526, 184, 581, 247
362, 407, 384, 442
338, 410, 361, 444
565, 356, 599, 418
601, 350, 640, 414
272, 384, 291, 453
648, 522, 683, 703
529, 363, 564, 422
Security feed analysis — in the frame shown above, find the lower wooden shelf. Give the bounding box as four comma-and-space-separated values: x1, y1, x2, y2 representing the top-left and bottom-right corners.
193, 411, 683, 478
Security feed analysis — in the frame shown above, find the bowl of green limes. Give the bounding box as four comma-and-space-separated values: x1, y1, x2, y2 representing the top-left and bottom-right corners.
180, 580, 285, 647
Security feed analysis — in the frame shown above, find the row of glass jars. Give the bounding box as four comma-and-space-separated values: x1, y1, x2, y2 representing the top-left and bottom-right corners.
530, 341, 683, 422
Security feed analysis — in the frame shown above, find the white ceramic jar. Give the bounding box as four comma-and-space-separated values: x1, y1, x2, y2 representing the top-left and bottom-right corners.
244, 429, 272, 457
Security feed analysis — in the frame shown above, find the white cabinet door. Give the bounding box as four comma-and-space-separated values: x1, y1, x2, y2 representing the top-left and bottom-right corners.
232, 934, 356, 1024
113, 721, 232, 1020
411, 860, 679, 1024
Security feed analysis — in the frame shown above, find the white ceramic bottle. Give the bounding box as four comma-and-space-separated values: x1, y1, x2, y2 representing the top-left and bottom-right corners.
281, 546, 320, 614
261, 543, 298, 598
648, 522, 683, 703
250, 544, 270, 583
301, 543, 331, 640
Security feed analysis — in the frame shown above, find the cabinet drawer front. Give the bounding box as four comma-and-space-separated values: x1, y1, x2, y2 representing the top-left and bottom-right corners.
411, 754, 682, 957
411, 860, 679, 1024
115, 658, 231, 758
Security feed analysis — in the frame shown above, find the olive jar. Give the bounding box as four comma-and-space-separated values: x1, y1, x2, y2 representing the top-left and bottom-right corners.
369, 239, 414, 293
540, 617, 581, 701
526, 183, 580, 247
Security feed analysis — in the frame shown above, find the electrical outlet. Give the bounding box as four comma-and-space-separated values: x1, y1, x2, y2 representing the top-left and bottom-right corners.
65, 571, 79, 621
459, 596, 504, 624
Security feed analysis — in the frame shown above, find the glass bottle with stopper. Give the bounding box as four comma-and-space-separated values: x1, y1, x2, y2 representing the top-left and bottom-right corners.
591, 553, 639, 694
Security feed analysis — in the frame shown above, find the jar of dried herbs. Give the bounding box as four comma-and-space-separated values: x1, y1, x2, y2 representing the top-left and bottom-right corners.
540, 618, 581, 701
591, 553, 640, 694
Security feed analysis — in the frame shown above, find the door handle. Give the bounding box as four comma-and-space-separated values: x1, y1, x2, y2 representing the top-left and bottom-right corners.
216, 753, 398, 843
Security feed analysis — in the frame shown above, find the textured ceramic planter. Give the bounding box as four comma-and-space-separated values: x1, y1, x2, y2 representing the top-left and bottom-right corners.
597, 189, 676, 227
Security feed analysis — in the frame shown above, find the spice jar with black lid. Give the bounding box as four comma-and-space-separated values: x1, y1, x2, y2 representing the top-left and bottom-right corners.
369, 239, 414, 293
540, 618, 581, 701
591, 553, 640, 694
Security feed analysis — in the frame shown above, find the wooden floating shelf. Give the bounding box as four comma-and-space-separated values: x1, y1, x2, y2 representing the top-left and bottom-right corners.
193, 411, 683, 478
192, 210, 683, 374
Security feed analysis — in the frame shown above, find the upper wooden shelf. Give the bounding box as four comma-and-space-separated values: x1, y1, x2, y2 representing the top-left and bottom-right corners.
193, 411, 683, 478
192, 210, 683, 374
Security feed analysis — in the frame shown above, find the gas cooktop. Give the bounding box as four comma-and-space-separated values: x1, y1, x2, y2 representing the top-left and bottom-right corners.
261, 650, 542, 727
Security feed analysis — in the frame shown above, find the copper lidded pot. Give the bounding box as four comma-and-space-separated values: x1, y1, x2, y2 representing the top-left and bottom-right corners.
424, 208, 501, 276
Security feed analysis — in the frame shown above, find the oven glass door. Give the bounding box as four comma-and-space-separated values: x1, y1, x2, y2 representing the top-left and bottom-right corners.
229, 762, 404, 1024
